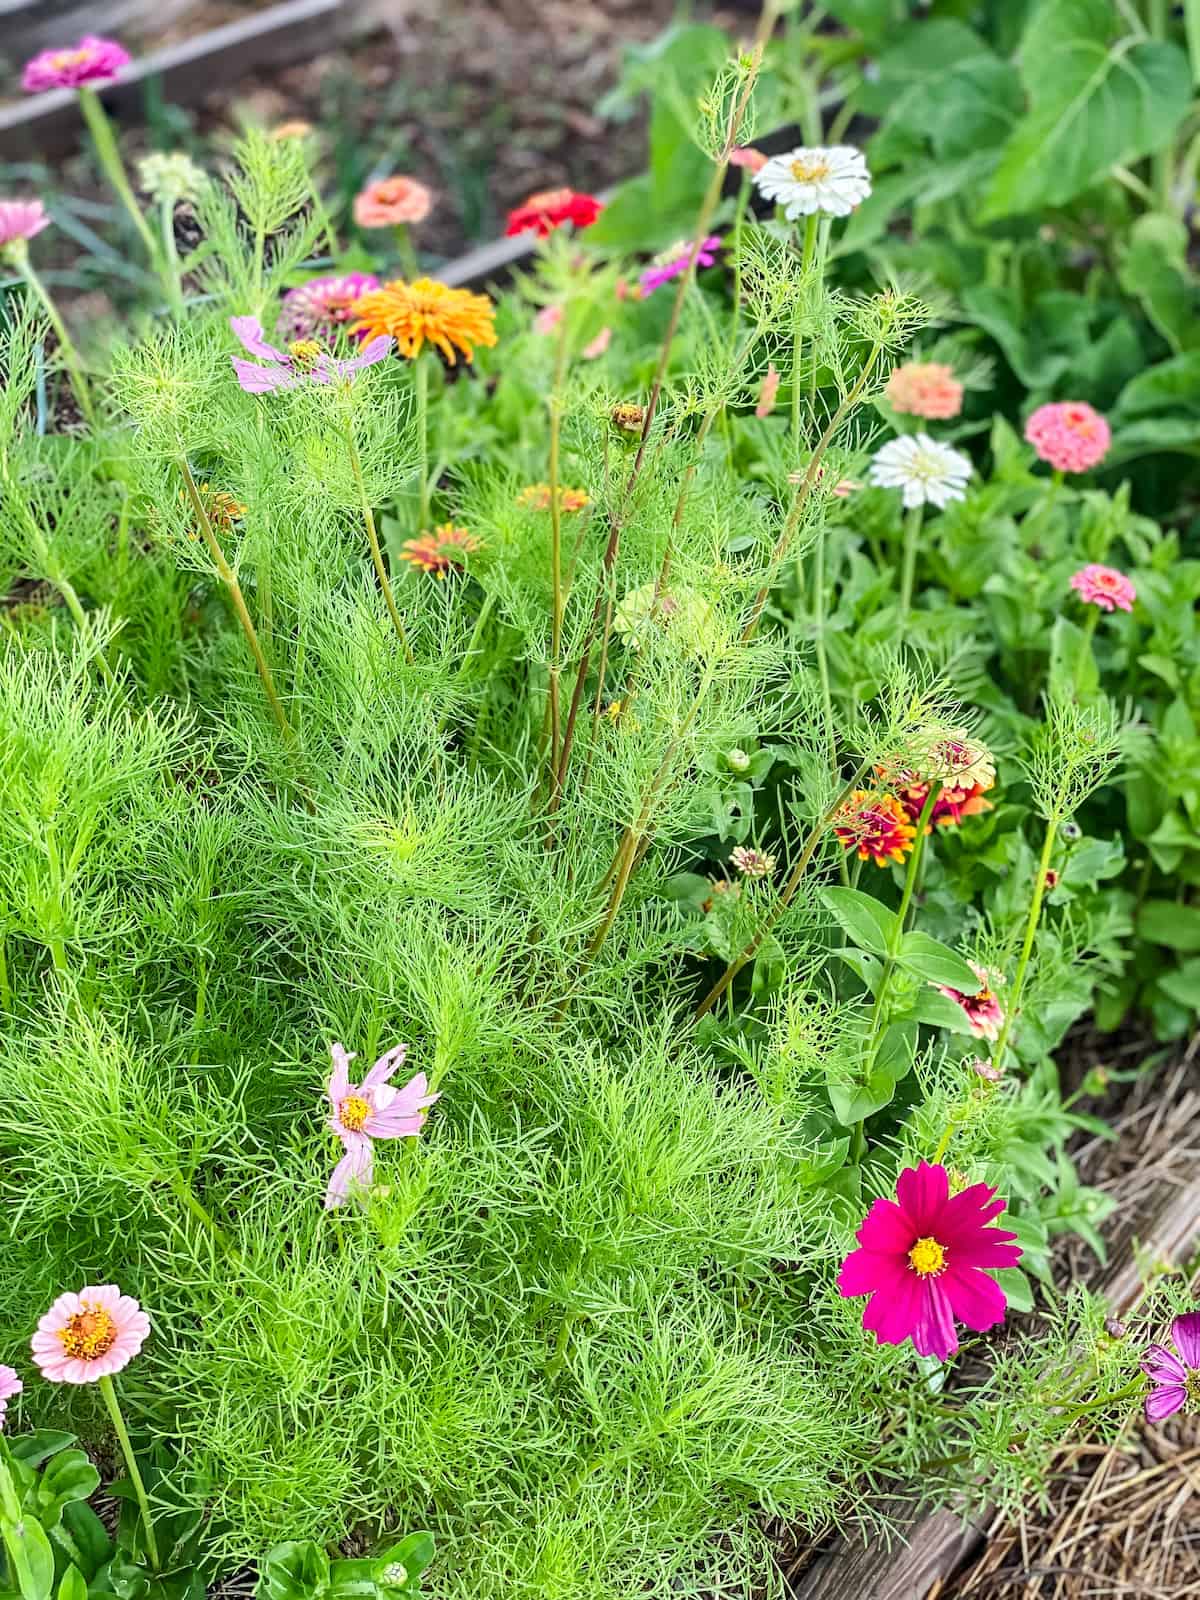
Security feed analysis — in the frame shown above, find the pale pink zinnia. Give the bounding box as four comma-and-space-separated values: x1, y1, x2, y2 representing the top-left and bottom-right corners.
324, 1041, 439, 1210
935, 961, 1004, 1041
0, 200, 51, 252
31, 1286, 149, 1384
0, 1365, 22, 1428
353, 176, 433, 229
533, 303, 564, 336
1025, 401, 1111, 473
1070, 563, 1135, 614
731, 845, 776, 879
838, 1161, 1021, 1360
22, 36, 131, 93
885, 361, 963, 421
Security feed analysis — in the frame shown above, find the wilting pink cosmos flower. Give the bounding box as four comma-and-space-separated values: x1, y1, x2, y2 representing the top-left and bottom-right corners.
885, 361, 963, 421
640, 236, 722, 297
935, 962, 1004, 1041
1142, 1311, 1200, 1422
229, 316, 391, 393
324, 1041, 439, 1210
1025, 402, 1110, 473
0, 199, 51, 252
755, 363, 780, 418
31, 1286, 150, 1384
22, 36, 131, 92
1070, 563, 1135, 614
0, 1365, 21, 1428
533, 303, 563, 335
279, 273, 380, 341
839, 1161, 1021, 1360
581, 326, 612, 360
353, 176, 433, 229
729, 146, 767, 174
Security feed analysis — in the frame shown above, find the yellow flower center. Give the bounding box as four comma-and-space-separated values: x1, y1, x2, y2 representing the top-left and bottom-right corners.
59, 1305, 117, 1361
1187, 1371, 1200, 1407
789, 156, 831, 184
908, 1236, 947, 1278
51, 49, 93, 69
339, 1094, 371, 1132
288, 339, 322, 369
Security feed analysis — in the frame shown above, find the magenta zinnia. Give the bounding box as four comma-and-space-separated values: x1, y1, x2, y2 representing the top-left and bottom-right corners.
31, 1285, 150, 1384
838, 1161, 1021, 1360
279, 273, 381, 341
325, 1041, 439, 1210
1142, 1311, 1200, 1422
0, 199, 51, 253
22, 36, 131, 92
935, 961, 1005, 1041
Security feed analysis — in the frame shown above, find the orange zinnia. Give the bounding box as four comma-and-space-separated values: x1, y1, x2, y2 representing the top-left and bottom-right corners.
350, 278, 498, 366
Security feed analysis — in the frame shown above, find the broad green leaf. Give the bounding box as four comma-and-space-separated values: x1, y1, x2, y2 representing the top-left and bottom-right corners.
38, 1452, 101, 1522
378, 1532, 434, 1579
1157, 956, 1200, 1010
5, 1437, 75, 1471
1137, 900, 1200, 952
55, 1570, 86, 1600
1118, 214, 1200, 355
57, 1502, 112, 1580
828, 1067, 897, 1126
905, 986, 982, 1034
875, 1020, 917, 1082
993, 1266, 1034, 1314
1048, 614, 1098, 702
982, 0, 1192, 220
896, 932, 981, 993
1116, 351, 1200, 419
257, 1542, 330, 1600
820, 887, 897, 957
2, 1516, 55, 1600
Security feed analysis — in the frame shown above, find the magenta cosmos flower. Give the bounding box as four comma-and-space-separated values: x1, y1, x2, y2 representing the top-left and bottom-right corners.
1025, 401, 1110, 474
1070, 562, 1135, 614
0, 1365, 22, 1428
279, 273, 380, 341
229, 316, 391, 393
640, 235, 722, 297
324, 1041, 439, 1210
31, 1285, 149, 1384
838, 1161, 1021, 1360
0, 199, 51, 252
22, 36, 131, 93
1142, 1311, 1200, 1422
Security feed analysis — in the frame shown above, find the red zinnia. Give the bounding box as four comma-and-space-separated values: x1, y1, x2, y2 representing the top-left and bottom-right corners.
834, 790, 916, 868
838, 1161, 1021, 1360
505, 187, 603, 238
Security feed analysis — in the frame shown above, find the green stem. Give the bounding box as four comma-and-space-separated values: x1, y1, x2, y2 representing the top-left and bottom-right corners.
98, 1375, 160, 1572
394, 223, 419, 278
790, 213, 820, 457
344, 422, 414, 663
547, 313, 570, 780
166, 1168, 232, 1253
990, 816, 1057, 1069
813, 522, 834, 761
1073, 607, 1100, 697
55, 572, 116, 686
414, 353, 430, 530
864, 783, 940, 1063
1187, 0, 1200, 88
78, 89, 165, 287
898, 501, 924, 621
18, 255, 95, 426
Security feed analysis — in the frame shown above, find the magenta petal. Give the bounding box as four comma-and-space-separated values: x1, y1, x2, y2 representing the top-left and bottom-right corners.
1171, 1311, 1200, 1369
939, 1182, 1004, 1239
895, 1161, 949, 1232
1141, 1344, 1187, 1385
838, 1248, 905, 1300
911, 1280, 959, 1360
230, 315, 288, 362
853, 1196, 916, 1254
950, 1233, 1022, 1271
1145, 1383, 1187, 1423
941, 1265, 1007, 1333
232, 357, 294, 393
863, 1268, 923, 1347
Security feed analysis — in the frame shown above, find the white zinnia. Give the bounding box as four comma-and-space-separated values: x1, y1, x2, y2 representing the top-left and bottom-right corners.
868, 434, 973, 510
753, 145, 871, 220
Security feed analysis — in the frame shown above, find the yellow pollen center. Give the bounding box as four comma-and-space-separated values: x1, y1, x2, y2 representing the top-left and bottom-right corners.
908, 1237, 947, 1277
789, 157, 831, 184
288, 339, 322, 368
58, 1305, 117, 1361
51, 49, 92, 69
339, 1094, 371, 1132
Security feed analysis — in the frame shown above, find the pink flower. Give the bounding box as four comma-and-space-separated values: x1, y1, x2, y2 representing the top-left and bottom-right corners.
279, 273, 380, 341
838, 1161, 1021, 1360
935, 962, 1004, 1041
885, 361, 963, 421
22, 36, 131, 93
1142, 1311, 1200, 1422
731, 845, 776, 878
729, 147, 767, 174
755, 362, 781, 418
1070, 563, 1135, 614
581, 326, 611, 360
353, 176, 433, 229
229, 316, 391, 393
31, 1286, 149, 1384
1025, 401, 1111, 474
0, 199, 51, 252
533, 304, 563, 336
640, 235, 722, 297
0, 1365, 22, 1428
324, 1041, 439, 1210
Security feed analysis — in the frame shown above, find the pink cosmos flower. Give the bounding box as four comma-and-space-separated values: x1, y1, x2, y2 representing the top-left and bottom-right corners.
640, 236, 722, 297
885, 361, 963, 421
353, 176, 433, 229
0, 1365, 22, 1428
31, 1286, 150, 1384
1069, 563, 1136, 614
1142, 1311, 1200, 1422
22, 36, 131, 93
838, 1161, 1021, 1360
279, 273, 381, 341
0, 200, 51, 252
582, 326, 611, 360
935, 962, 1004, 1041
324, 1041, 439, 1210
533, 303, 564, 336
229, 316, 391, 393
755, 362, 780, 418
1025, 402, 1110, 474
729, 147, 767, 174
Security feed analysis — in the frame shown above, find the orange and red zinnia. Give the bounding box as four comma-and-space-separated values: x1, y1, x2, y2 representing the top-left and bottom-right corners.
505, 187, 603, 238
350, 278, 497, 365
399, 524, 483, 578
835, 791, 916, 867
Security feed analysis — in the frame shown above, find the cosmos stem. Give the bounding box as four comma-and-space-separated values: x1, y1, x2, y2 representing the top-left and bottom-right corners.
343, 423, 414, 664
98, 1374, 160, 1572
990, 817, 1058, 1069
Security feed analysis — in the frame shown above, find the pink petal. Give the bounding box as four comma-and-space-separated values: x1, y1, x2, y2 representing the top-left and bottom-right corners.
324, 1140, 373, 1210
1172, 1311, 1200, 1369
230, 316, 288, 363
941, 1265, 1008, 1333
895, 1161, 949, 1233
365, 1084, 439, 1139
862, 1267, 924, 1347
911, 1280, 959, 1360
361, 1045, 409, 1094
1146, 1384, 1187, 1422
328, 1043, 354, 1107
939, 1182, 1005, 1239
853, 1196, 916, 1254
231, 357, 295, 394
838, 1248, 905, 1300
1142, 1344, 1188, 1385
340, 334, 393, 372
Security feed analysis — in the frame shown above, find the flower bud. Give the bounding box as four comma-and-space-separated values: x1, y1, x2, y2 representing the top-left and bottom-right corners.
726, 748, 751, 774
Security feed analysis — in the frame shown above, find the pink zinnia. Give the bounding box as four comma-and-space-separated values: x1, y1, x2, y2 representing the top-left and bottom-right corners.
839, 1161, 1021, 1360
640, 235, 722, 297
729, 147, 767, 174
279, 273, 380, 340
22, 36, 131, 93
324, 1041, 439, 1210
31, 1286, 149, 1384
935, 962, 1004, 1041
885, 361, 963, 421
353, 176, 433, 229
0, 199, 51, 252
1142, 1311, 1200, 1422
1025, 401, 1110, 473
0, 1364, 22, 1428
1070, 563, 1135, 614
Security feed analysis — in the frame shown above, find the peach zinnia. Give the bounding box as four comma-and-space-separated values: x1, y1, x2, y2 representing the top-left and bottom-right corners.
353, 176, 433, 229
32, 1285, 149, 1384
885, 361, 963, 421
351, 278, 497, 365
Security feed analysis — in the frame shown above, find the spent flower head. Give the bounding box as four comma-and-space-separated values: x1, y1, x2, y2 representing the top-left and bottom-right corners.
138, 151, 208, 205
